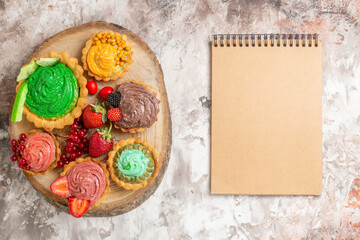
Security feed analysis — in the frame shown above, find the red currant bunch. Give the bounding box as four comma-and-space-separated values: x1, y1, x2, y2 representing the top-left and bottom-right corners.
10, 133, 30, 170
57, 116, 89, 168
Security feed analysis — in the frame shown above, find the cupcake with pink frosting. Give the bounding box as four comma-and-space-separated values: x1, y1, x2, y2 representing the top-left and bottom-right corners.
16, 129, 60, 175
50, 157, 110, 218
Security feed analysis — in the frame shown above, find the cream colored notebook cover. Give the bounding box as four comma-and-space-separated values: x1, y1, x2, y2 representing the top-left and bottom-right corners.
211, 34, 322, 195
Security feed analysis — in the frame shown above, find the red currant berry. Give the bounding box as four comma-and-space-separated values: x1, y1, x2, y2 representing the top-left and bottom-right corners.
11, 154, 17, 162
83, 146, 89, 153
17, 161, 23, 168
71, 123, 79, 131
11, 145, 17, 152
67, 141, 75, 148
19, 158, 26, 165
69, 156, 76, 162
74, 117, 82, 123
72, 130, 79, 136
73, 136, 81, 143
82, 138, 88, 143
65, 160, 70, 165
65, 147, 72, 153
78, 142, 85, 149
57, 160, 64, 168
60, 154, 67, 161
67, 133, 74, 140
70, 152, 77, 159
10, 139, 18, 146
18, 144, 25, 151
78, 130, 86, 139
25, 165, 30, 170
76, 151, 82, 157
19, 133, 26, 141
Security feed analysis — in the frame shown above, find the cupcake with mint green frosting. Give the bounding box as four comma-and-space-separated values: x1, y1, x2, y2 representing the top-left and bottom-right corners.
12, 51, 88, 131
107, 137, 160, 190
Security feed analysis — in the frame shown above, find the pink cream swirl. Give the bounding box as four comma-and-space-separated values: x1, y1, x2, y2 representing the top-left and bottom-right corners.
66, 162, 106, 205
23, 132, 56, 172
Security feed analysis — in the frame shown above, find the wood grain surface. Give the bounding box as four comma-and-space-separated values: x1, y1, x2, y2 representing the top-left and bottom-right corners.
9, 21, 172, 217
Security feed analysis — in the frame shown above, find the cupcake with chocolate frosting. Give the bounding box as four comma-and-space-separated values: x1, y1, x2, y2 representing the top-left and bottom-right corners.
106, 80, 160, 133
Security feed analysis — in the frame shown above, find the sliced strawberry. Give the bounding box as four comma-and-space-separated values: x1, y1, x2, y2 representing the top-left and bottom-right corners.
68, 197, 90, 218
50, 176, 71, 198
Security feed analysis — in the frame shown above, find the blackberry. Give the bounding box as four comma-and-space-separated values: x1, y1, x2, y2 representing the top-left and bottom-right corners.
106, 92, 121, 108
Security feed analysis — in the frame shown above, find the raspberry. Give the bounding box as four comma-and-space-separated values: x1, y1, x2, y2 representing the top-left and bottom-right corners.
107, 108, 122, 122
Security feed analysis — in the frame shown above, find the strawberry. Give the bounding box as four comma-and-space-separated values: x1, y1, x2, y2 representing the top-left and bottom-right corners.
89, 122, 114, 157
50, 176, 71, 198
107, 108, 122, 122
82, 103, 107, 129
68, 197, 90, 218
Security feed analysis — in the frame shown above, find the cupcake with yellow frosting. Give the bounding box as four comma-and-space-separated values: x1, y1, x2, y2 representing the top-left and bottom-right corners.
81, 31, 134, 81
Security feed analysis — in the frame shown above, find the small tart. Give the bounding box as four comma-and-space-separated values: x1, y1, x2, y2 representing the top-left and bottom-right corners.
16, 51, 88, 131
21, 129, 60, 176
61, 157, 110, 208
113, 80, 160, 133
107, 137, 161, 190
81, 30, 134, 81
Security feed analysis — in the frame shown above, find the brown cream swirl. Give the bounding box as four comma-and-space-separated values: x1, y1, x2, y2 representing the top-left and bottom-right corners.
115, 82, 159, 129
66, 162, 106, 205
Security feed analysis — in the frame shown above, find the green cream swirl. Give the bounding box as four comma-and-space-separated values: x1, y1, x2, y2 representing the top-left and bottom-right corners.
117, 149, 150, 178
25, 63, 79, 119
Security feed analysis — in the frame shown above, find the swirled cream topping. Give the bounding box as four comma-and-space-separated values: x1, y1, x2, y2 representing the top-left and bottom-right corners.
117, 149, 149, 177
87, 44, 118, 77
115, 82, 159, 129
66, 162, 106, 205
25, 63, 79, 119
23, 132, 56, 172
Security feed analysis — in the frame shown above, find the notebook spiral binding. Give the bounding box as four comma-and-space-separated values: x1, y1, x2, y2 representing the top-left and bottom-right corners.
213, 34, 319, 47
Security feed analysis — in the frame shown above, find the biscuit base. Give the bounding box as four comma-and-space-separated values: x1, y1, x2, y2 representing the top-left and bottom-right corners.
60, 157, 111, 209
21, 129, 60, 176
107, 137, 161, 191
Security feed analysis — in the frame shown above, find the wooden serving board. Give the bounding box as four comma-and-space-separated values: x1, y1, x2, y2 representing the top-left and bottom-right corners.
9, 22, 172, 217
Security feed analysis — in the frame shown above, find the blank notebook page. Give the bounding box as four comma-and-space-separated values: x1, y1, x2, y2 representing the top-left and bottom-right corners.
211, 36, 322, 195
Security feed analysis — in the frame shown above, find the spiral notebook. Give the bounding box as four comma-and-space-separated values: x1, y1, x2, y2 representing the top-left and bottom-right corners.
211, 34, 322, 195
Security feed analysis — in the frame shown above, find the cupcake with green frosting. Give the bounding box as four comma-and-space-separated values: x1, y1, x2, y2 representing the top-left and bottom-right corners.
107, 137, 161, 190
13, 51, 88, 131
